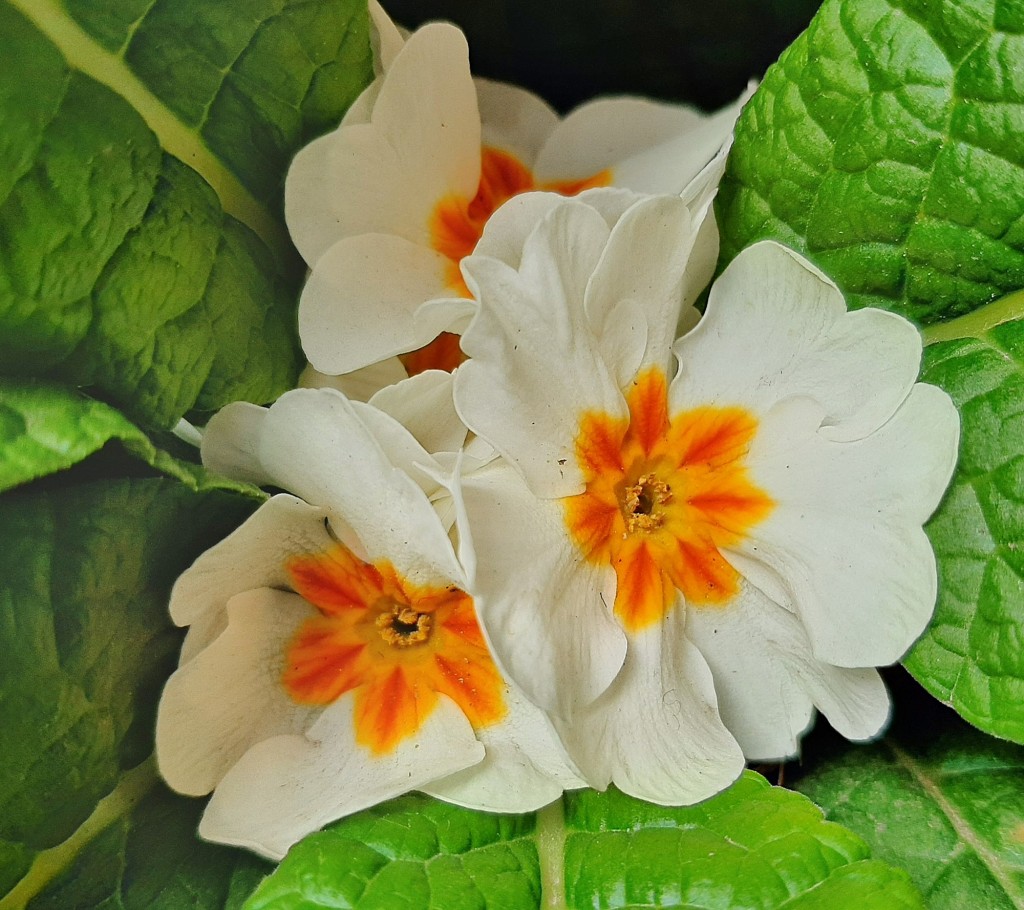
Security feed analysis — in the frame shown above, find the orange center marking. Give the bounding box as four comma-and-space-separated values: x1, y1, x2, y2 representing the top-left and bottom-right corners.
283, 544, 506, 754
407, 147, 611, 377
563, 368, 774, 632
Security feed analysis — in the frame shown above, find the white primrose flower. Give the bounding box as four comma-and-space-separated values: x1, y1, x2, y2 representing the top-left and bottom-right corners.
286, 14, 749, 379
452, 191, 960, 805
156, 380, 582, 860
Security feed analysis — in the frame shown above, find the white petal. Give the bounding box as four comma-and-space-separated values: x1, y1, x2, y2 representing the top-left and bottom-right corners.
472, 190, 568, 268
368, 0, 405, 72
424, 681, 584, 812
169, 495, 334, 628
686, 582, 890, 761
258, 389, 465, 588
199, 694, 483, 860
584, 193, 701, 373
369, 369, 468, 455
298, 234, 457, 375
475, 77, 559, 167
459, 460, 627, 718
557, 608, 744, 805
284, 22, 480, 264
200, 402, 272, 486
299, 359, 409, 402
456, 202, 625, 497
672, 241, 924, 442
733, 386, 959, 667
534, 95, 736, 194
157, 589, 317, 796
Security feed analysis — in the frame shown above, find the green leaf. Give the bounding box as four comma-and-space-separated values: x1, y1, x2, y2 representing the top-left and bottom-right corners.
798, 717, 1024, 910
242, 774, 923, 909
0, 378, 266, 495
0, 477, 257, 906
717, 0, 1024, 325
0, 0, 373, 429
904, 314, 1024, 743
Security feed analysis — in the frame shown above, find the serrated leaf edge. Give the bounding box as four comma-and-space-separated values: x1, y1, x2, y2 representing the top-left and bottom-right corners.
7, 0, 293, 264
0, 758, 158, 910
888, 742, 1024, 909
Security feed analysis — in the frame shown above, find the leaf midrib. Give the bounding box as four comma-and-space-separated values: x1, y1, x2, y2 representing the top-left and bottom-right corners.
0, 758, 158, 910
8, 0, 293, 264
888, 742, 1024, 909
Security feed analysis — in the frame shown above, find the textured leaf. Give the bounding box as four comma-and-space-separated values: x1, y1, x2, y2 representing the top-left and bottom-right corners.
798, 715, 1024, 910
242, 774, 923, 909
0, 0, 373, 429
0, 478, 255, 906
905, 314, 1024, 743
717, 0, 1024, 325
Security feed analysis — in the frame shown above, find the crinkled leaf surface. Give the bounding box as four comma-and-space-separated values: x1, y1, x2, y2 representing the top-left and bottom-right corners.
904, 312, 1024, 743
242, 775, 923, 909
718, 0, 1024, 325
0, 478, 257, 908
798, 713, 1024, 910
0, 0, 373, 429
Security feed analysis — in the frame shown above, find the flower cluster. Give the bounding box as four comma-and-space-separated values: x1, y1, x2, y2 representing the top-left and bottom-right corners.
156, 5, 960, 860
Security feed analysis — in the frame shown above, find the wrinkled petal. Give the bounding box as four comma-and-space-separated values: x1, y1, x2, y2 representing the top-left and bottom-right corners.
459, 460, 627, 718
672, 241, 924, 442
475, 76, 559, 167
686, 581, 890, 761
199, 694, 483, 860
169, 495, 336, 629
258, 388, 465, 588
732, 387, 959, 667
457, 202, 625, 497
369, 370, 468, 455
299, 234, 459, 375
424, 680, 584, 812
157, 589, 317, 796
300, 359, 409, 402
557, 608, 744, 804
201, 402, 272, 487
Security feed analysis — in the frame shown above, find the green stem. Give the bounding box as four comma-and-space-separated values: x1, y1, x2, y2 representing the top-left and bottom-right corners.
8, 0, 293, 263
536, 798, 568, 910
0, 758, 158, 910
922, 289, 1024, 345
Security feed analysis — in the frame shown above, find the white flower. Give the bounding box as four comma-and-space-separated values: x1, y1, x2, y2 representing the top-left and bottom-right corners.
286, 15, 749, 379
156, 380, 581, 860
452, 192, 960, 804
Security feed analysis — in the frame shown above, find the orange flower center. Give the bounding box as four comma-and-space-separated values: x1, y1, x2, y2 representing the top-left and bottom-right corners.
283, 544, 506, 754
563, 368, 775, 632
404, 146, 611, 377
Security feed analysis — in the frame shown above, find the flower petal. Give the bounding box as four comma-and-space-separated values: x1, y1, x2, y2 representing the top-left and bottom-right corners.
457, 201, 625, 497
299, 359, 409, 403
459, 460, 627, 717
284, 22, 480, 264
368, 0, 405, 73
556, 608, 744, 805
686, 581, 890, 761
258, 388, 465, 588
672, 241, 924, 442
157, 589, 317, 796
199, 693, 483, 860
533, 95, 739, 194
475, 76, 559, 167
298, 234, 458, 375
200, 401, 272, 487
733, 386, 959, 667
368, 369, 468, 456
424, 680, 585, 812
169, 494, 335, 629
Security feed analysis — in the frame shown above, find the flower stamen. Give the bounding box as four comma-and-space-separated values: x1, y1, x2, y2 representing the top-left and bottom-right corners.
375, 604, 433, 647
623, 473, 673, 535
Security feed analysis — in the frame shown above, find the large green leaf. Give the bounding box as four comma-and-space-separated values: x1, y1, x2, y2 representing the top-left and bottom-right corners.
904, 313, 1024, 743
242, 775, 922, 909
798, 713, 1024, 910
0, 0, 373, 430
0, 477, 257, 907
717, 0, 1024, 326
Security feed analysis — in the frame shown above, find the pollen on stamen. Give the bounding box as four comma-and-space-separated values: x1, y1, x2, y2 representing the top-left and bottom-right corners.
623, 473, 673, 535
376, 605, 433, 647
